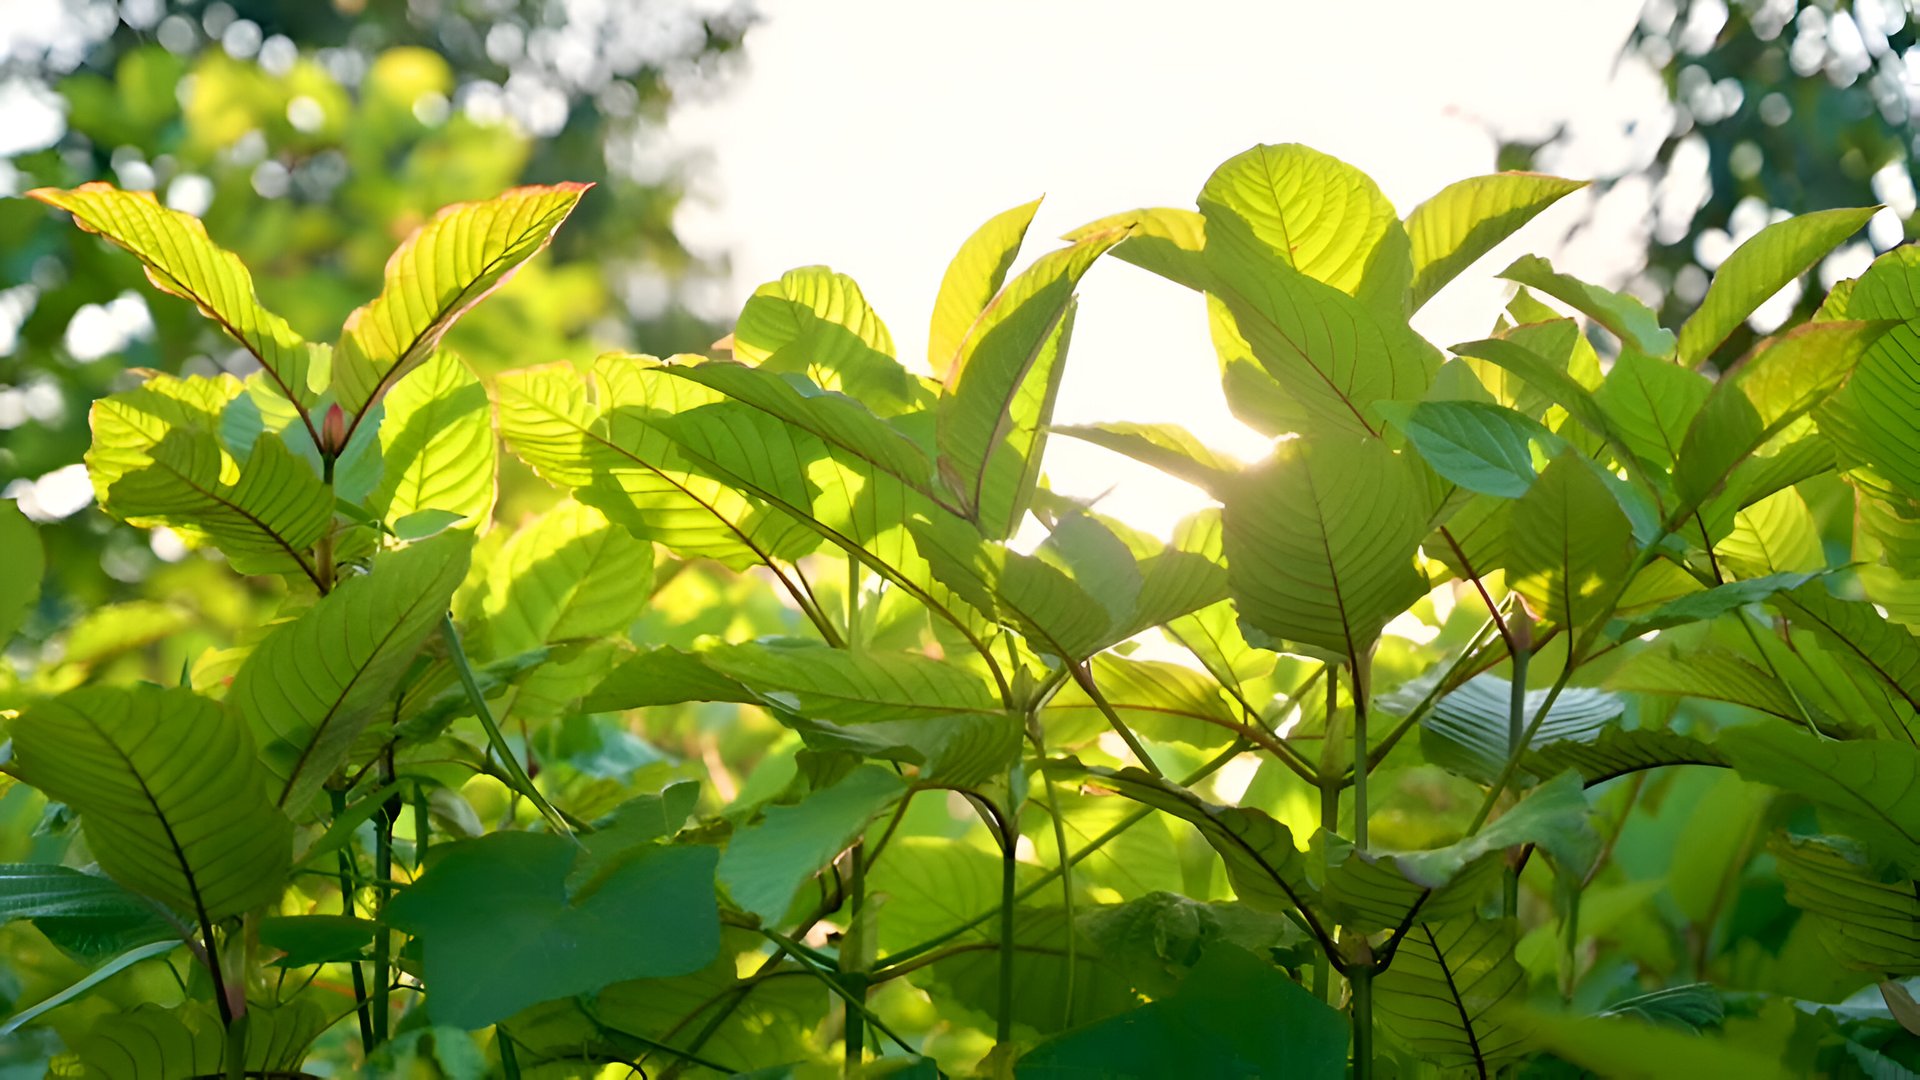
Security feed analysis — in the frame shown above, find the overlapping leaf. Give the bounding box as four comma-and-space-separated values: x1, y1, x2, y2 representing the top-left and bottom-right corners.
731, 266, 921, 414
1405, 172, 1585, 310
368, 350, 496, 529
1507, 451, 1634, 631
1373, 917, 1530, 1073
333, 182, 587, 415
928, 197, 1042, 379
9, 685, 291, 921
1677, 206, 1877, 367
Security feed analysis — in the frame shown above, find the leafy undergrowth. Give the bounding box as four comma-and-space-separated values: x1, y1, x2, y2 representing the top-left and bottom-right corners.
3, 145, 1920, 1078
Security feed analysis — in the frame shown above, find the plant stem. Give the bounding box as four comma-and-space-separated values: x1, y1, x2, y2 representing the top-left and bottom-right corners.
1353, 658, 1370, 853
327, 787, 375, 1056
223, 1012, 247, 1080
1315, 686, 1338, 1004
412, 782, 430, 873
1068, 661, 1163, 777
997, 812, 1018, 1046
1502, 640, 1530, 917
1350, 966, 1374, 1080
844, 840, 866, 1076
438, 615, 574, 839
373, 754, 395, 1047
499, 1028, 522, 1079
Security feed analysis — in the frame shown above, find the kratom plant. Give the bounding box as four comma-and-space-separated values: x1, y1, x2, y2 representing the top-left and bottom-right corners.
4, 140, 1920, 1078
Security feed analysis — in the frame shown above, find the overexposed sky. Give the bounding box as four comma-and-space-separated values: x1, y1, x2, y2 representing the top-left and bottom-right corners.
669, 0, 1665, 532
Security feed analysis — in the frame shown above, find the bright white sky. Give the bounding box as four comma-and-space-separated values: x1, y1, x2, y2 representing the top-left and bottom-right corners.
669, 0, 1665, 533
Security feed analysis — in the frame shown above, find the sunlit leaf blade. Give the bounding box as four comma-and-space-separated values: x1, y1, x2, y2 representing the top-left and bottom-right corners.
929, 197, 1042, 379
1771, 581, 1920, 721
0, 864, 178, 959
65, 1000, 328, 1080
1771, 832, 1920, 976
938, 230, 1125, 537
1419, 676, 1625, 786
0, 500, 43, 644
1373, 917, 1529, 1073
1198, 142, 1412, 310
1323, 773, 1590, 932
386, 832, 719, 1029
1508, 451, 1634, 630
731, 266, 921, 414
369, 350, 496, 529
1405, 172, 1585, 310
494, 354, 820, 570
1594, 349, 1713, 473
1451, 333, 1622, 453
1719, 488, 1825, 577
1067, 206, 1213, 292
88, 375, 331, 582
1052, 421, 1237, 493
1044, 654, 1246, 750
1677, 206, 1877, 367
27, 183, 318, 409
1499, 254, 1676, 357
1381, 399, 1561, 499
232, 531, 473, 813
1046, 761, 1324, 929
1817, 255, 1920, 500
1722, 725, 1920, 871
1676, 321, 1891, 515
1223, 435, 1427, 665
1606, 643, 1804, 720
1609, 571, 1821, 640
1519, 1009, 1793, 1080
907, 509, 1118, 660
717, 765, 907, 924
9, 685, 292, 921
472, 500, 652, 725
334, 182, 588, 416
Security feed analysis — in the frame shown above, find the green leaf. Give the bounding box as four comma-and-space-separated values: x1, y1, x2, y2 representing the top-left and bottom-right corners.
1519, 1008, 1794, 1080
1508, 451, 1634, 630
369, 350, 496, 529
1500, 254, 1676, 357
1419, 676, 1626, 786
916, 905, 1137, 1036
1771, 832, 1920, 976
1818, 258, 1920, 500
1609, 571, 1822, 640
1452, 333, 1622, 452
1046, 762, 1322, 927
1197, 142, 1412, 310
1052, 421, 1238, 493
1677, 206, 1878, 367
1719, 488, 1826, 576
232, 531, 473, 813
63, 1000, 328, 1080
9, 685, 292, 921
1721, 724, 1920, 871
28, 183, 319, 408
1321, 772, 1592, 932
0, 499, 43, 644
334, 183, 588, 416
929, 197, 1042, 379
258, 913, 377, 966
386, 831, 719, 1029
716, 765, 907, 924
88, 375, 332, 582
471, 500, 652, 724
1067, 206, 1212, 292
1, 940, 182, 1040
1606, 643, 1804, 720
1017, 944, 1349, 1078
0, 864, 177, 959
1381, 399, 1562, 498
1597, 984, 1725, 1029
731, 266, 920, 414
1221, 434, 1428, 665
938, 230, 1124, 537
1594, 349, 1713, 473
1676, 321, 1892, 516
1771, 581, 1920, 721
495, 354, 820, 570
1373, 917, 1529, 1073
1044, 654, 1245, 750
1405, 172, 1586, 310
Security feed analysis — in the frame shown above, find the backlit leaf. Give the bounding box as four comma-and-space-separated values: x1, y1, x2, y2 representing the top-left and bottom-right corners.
1406, 172, 1585, 310
1677, 206, 1878, 367
929, 197, 1042, 379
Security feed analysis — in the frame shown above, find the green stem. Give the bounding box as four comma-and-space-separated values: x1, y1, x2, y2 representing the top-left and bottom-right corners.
1467, 663, 1572, 833
1502, 641, 1530, 917
223, 1012, 247, 1080
1069, 661, 1163, 777
1351, 966, 1374, 1080
1353, 658, 1370, 853
412, 782, 431, 874
997, 814, 1018, 1046
327, 788, 375, 1057
1315, 696, 1338, 1004
499, 1028, 522, 1080
438, 615, 574, 839
844, 840, 866, 1075
373, 755, 395, 1047
873, 742, 1244, 973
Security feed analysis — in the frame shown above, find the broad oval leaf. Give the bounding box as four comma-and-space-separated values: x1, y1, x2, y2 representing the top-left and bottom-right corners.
1373, 917, 1529, 1074
1677, 206, 1878, 367
731, 266, 921, 414
1221, 434, 1428, 665
1405, 172, 1586, 311
717, 765, 907, 924
0, 499, 43, 644
10, 684, 292, 921
232, 530, 473, 813
1382, 398, 1562, 499
0, 864, 177, 959
929, 197, 1043, 379
334, 182, 588, 417
368, 350, 496, 529
1508, 451, 1634, 631
28, 183, 319, 409
1772, 832, 1920, 976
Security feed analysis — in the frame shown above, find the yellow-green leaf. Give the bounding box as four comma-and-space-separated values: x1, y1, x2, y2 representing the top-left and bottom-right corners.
1678, 206, 1878, 367
1405, 172, 1586, 310
369, 350, 496, 529
929, 197, 1043, 379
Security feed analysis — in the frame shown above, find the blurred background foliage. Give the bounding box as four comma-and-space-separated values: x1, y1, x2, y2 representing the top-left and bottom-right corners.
0, 0, 749, 630
1513, 0, 1920, 366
